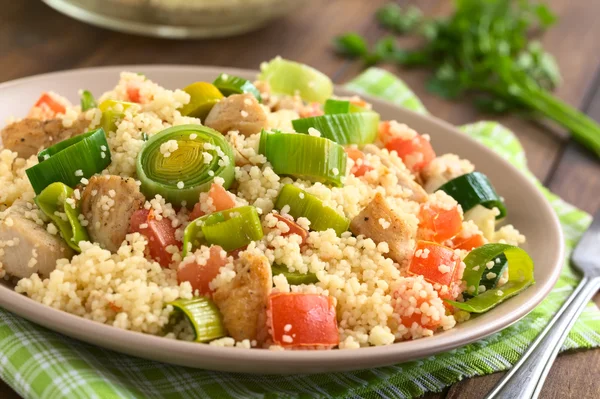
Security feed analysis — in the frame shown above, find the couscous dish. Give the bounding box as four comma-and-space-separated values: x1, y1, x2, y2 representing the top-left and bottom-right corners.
0, 58, 534, 350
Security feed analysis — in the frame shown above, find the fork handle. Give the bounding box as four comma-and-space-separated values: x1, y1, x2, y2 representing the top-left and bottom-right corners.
485, 276, 600, 399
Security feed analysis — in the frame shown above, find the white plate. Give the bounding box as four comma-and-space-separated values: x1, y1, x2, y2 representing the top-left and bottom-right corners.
0, 66, 564, 374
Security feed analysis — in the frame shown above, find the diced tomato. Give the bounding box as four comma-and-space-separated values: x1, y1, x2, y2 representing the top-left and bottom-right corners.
300, 102, 324, 118
127, 84, 142, 103
273, 213, 308, 245
189, 203, 205, 221
379, 121, 435, 172
177, 245, 227, 296
418, 204, 462, 243
208, 184, 236, 212
344, 147, 373, 177
32, 92, 66, 116
129, 209, 181, 267
451, 233, 485, 251
268, 292, 339, 348
408, 241, 461, 287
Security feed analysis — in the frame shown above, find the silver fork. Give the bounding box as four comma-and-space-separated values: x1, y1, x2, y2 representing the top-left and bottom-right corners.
485, 207, 600, 399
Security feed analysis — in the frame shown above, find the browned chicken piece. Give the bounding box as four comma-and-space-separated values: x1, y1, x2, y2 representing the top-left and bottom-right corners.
213, 252, 272, 344
80, 175, 145, 252
0, 200, 74, 279
350, 193, 416, 267
0, 118, 90, 159
204, 93, 268, 137
362, 144, 428, 203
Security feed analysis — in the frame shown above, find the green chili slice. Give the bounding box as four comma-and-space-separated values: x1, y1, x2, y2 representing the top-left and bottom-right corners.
35, 182, 89, 252
272, 264, 319, 285
258, 57, 333, 103
183, 206, 264, 256
446, 244, 535, 313
292, 112, 380, 145
26, 128, 112, 195
80, 90, 97, 111
259, 130, 347, 187
438, 172, 507, 219
168, 297, 225, 342
213, 73, 261, 102
274, 184, 350, 236
136, 124, 234, 208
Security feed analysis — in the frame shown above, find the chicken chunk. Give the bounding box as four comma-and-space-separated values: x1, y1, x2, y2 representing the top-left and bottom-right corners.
421, 154, 475, 193
363, 144, 428, 203
1, 118, 89, 159
212, 252, 272, 344
204, 94, 268, 136
80, 175, 145, 252
0, 200, 74, 278
350, 193, 416, 267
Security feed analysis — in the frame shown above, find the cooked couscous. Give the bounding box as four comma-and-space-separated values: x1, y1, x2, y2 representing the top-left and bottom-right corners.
0, 57, 532, 350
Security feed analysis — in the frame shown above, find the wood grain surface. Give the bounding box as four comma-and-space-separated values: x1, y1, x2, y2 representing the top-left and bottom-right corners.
1, 0, 599, 398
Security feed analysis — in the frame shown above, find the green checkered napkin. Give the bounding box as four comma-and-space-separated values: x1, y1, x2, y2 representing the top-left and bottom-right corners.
1, 68, 599, 399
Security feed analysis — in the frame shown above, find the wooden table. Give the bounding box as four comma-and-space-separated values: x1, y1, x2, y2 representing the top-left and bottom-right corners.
1, 0, 599, 397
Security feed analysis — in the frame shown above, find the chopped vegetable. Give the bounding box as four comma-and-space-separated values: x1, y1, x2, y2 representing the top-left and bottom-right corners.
26, 128, 112, 195
345, 147, 373, 177
130, 209, 180, 267
126, 84, 141, 103
324, 99, 350, 114
33, 92, 66, 116
446, 244, 535, 313
379, 122, 435, 172
259, 57, 333, 103
268, 292, 339, 348
183, 206, 263, 255
480, 254, 509, 292
438, 172, 507, 219
259, 130, 347, 187
189, 183, 236, 220
80, 90, 97, 111
98, 99, 137, 133
168, 297, 226, 342
213, 73, 261, 102
271, 264, 318, 285
35, 182, 90, 252
408, 241, 461, 287
292, 112, 380, 145
272, 213, 308, 245
136, 124, 235, 207
179, 82, 224, 121
451, 233, 485, 251
418, 203, 462, 243
177, 245, 227, 296
274, 184, 350, 236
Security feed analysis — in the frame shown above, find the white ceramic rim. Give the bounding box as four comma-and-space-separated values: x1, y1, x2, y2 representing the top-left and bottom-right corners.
0, 65, 565, 374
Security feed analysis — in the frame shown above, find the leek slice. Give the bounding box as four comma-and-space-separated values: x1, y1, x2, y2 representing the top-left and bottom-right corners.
292, 112, 380, 145
258, 57, 333, 103
168, 297, 225, 343
259, 130, 346, 187
324, 99, 350, 114
274, 184, 350, 236
179, 82, 224, 121
446, 244, 534, 313
136, 124, 234, 207
26, 128, 112, 195
99, 99, 137, 133
36, 182, 89, 252
272, 264, 318, 285
183, 206, 264, 255
80, 90, 97, 111
213, 73, 261, 102
438, 172, 507, 219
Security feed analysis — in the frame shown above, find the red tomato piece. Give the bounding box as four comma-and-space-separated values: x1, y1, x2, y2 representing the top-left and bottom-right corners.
127, 84, 142, 103
189, 202, 205, 221
379, 121, 435, 172
344, 147, 373, 177
418, 204, 462, 243
177, 245, 227, 296
130, 209, 181, 267
33, 93, 66, 116
268, 292, 339, 348
208, 184, 236, 212
451, 233, 485, 251
273, 213, 308, 245
408, 241, 461, 287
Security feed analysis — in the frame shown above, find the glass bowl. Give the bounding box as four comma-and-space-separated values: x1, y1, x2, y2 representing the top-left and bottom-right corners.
42, 0, 300, 39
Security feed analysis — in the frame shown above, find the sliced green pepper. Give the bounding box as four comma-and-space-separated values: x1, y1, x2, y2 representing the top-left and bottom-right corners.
35, 182, 90, 252
446, 244, 535, 313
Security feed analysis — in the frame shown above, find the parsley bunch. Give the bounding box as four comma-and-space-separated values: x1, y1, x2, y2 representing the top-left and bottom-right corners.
334, 1, 600, 156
